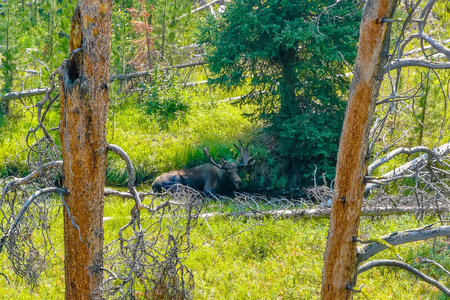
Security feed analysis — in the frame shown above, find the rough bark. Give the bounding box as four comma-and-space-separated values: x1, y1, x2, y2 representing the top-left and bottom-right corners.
59, 1, 112, 299
320, 0, 397, 299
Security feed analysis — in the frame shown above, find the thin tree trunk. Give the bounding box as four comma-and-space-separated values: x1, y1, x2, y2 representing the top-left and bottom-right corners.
161, 0, 167, 59
418, 76, 429, 145
2, 0, 12, 114
49, 0, 55, 70
320, 0, 397, 299
59, 1, 112, 299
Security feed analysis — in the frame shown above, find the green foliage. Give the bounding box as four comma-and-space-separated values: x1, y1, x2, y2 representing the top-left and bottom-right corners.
111, 4, 135, 74
142, 68, 190, 123
198, 0, 362, 186
237, 223, 287, 261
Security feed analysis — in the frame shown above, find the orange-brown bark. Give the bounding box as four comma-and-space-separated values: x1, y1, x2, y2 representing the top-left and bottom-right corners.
320, 0, 397, 299
59, 1, 112, 299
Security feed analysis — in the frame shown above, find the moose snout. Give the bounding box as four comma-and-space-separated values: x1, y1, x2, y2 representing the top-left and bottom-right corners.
234, 179, 242, 189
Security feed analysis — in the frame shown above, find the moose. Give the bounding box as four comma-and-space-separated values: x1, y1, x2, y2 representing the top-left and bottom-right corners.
152, 141, 253, 196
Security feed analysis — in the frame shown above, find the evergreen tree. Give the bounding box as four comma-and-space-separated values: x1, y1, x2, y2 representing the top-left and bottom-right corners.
199, 0, 361, 186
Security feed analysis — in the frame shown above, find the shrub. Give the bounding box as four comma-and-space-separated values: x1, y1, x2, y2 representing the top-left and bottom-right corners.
142, 67, 189, 123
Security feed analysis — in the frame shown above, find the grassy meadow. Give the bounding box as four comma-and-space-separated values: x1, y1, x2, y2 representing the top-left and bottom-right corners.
1, 1, 450, 299
0, 194, 448, 299
1, 68, 449, 300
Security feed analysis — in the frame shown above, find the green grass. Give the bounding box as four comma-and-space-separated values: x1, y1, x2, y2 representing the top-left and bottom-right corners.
1, 195, 448, 299
188, 214, 450, 299
0, 76, 255, 185
106, 96, 255, 185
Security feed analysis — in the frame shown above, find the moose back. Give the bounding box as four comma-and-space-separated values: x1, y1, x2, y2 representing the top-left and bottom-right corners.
152, 142, 252, 196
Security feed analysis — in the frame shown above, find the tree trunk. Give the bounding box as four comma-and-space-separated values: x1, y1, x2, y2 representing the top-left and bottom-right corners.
59, 1, 112, 299
320, 1, 397, 299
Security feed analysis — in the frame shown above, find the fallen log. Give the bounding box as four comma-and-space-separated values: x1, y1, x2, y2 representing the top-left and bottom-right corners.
201, 206, 450, 220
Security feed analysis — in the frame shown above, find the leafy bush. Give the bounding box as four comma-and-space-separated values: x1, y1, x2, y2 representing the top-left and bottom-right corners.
142, 68, 190, 123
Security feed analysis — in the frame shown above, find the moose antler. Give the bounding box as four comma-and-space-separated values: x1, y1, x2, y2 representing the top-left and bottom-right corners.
234, 141, 254, 167
203, 146, 228, 169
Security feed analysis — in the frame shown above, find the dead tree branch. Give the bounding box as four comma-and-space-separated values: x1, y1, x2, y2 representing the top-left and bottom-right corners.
0, 88, 54, 101
384, 59, 450, 73
356, 225, 450, 266
107, 144, 135, 190
357, 259, 450, 296
1, 161, 63, 197
365, 142, 450, 192
103, 144, 204, 299
110, 61, 205, 82
0, 272, 10, 285
367, 146, 433, 175
176, 0, 224, 20
0, 187, 67, 252
2, 61, 206, 101
420, 258, 450, 277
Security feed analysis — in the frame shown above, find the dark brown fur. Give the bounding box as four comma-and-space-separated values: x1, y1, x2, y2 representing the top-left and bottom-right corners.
152, 163, 242, 196
152, 142, 252, 196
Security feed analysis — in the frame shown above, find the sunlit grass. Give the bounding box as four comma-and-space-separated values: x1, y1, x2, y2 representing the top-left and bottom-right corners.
188, 214, 450, 299
105, 83, 256, 185
1, 197, 447, 299
0, 76, 255, 185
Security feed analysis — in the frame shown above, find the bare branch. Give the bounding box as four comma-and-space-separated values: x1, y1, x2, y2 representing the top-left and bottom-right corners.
356, 225, 450, 265
365, 142, 450, 192
0, 187, 68, 252
110, 61, 205, 82
403, 39, 450, 56
384, 59, 450, 73
222, 221, 263, 242
0, 88, 54, 101
420, 258, 450, 277
367, 146, 433, 175
419, 32, 450, 59
176, 0, 224, 20
1, 161, 63, 198
357, 259, 450, 296
107, 144, 135, 190
104, 187, 192, 213
104, 187, 149, 199
4, 61, 207, 101
0, 272, 10, 285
